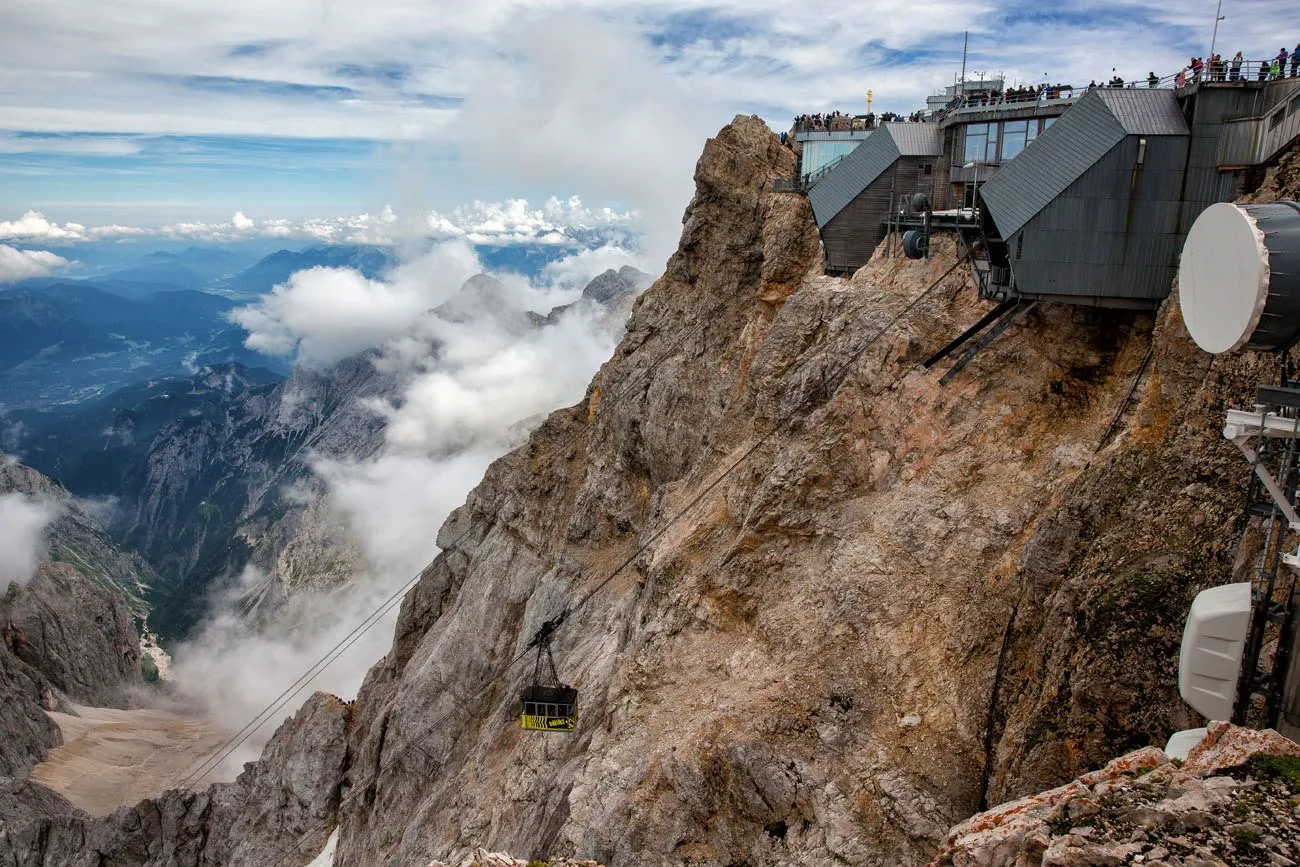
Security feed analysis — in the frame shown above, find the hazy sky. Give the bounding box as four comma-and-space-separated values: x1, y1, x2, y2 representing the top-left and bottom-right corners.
2, 0, 1295, 233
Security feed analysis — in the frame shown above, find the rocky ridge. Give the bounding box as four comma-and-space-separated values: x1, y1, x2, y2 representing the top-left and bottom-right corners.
2, 118, 1296, 865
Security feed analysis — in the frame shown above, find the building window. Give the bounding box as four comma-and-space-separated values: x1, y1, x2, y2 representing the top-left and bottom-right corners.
1291, 95, 1300, 116
964, 124, 989, 162
1001, 120, 1030, 160
986, 127, 1000, 162
1042, 117, 1057, 131
923, 163, 933, 175
1270, 108, 1284, 131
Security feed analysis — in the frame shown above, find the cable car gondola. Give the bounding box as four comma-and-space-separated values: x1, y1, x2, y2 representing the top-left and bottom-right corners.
520, 617, 578, 733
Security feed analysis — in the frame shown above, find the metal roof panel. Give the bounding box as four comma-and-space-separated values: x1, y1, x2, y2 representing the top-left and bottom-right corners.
807, 129, 901, 228
885, 123, 943, 156
981, 90, 1129, 238
1095, 88, 1189, 135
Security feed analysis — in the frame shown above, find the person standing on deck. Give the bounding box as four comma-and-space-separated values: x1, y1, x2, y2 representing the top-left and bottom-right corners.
1229, 51, 1243, 81
1292, 44, 1299, 77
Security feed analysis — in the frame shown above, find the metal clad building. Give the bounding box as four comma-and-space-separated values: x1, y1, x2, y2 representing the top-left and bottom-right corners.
807, 124, 942, 273
980, 89, 1191, 306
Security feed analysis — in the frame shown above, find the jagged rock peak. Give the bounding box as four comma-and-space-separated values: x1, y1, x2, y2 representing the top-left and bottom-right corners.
579, 266, 651, 304
435, 273, 512, 323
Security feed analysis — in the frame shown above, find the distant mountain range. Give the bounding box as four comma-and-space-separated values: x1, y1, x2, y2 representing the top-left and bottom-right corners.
0, 281, 287, 410
210, 244, 398, 299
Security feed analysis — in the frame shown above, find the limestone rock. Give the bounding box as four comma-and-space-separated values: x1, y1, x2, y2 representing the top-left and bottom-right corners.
931, 727, 1300, 866
1183, 720, 1300, 774
1, 561, 140, 708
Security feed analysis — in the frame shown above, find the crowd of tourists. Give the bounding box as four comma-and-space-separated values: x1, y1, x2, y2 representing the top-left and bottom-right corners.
1173, 44, 1299, 85
956, 82, 1074, 109
791, 109, 931, 135
793, 111, 872, 132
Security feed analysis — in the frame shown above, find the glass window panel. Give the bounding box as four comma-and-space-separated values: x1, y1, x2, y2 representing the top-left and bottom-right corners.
801, 140, 860, 179
963, 124, 987, 162
986, 133, 999, 162
1001, 131, 1027, 160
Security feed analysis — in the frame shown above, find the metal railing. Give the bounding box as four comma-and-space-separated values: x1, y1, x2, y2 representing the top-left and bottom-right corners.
802, 154, 848, 186
773, 152, 854, 194
927, 62, 1297, 123
933, 88, 1083, 122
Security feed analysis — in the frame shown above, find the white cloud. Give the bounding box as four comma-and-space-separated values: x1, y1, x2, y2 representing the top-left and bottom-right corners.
0, 199, 634, 248
426, 196, 636, 245
0, 245, 70, 282
0, 211, 90, 242
460, 10, 716, 269
0, 134, 142, 156
542, 244, 644, 291
229, 239, 481, 365
0, 493, 59, 586
0, 0, 1269, 148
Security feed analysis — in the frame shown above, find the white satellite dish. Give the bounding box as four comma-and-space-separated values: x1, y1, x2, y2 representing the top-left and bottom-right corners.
1179, 202, 1300, 354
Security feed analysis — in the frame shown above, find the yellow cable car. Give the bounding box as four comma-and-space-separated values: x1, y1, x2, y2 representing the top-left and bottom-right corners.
520, 617, 578, 733
521, 684, 578, 732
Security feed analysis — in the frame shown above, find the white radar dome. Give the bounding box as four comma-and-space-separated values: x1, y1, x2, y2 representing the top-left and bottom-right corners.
1179, 201, 1300, 354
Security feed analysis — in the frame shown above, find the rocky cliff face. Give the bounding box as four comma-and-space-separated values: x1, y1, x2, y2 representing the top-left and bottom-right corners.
0, 457, 145, 777
2, 562, 141, 709
0, 456, 151, 615
4, 118, 1292, 866
325, 116, 1198, 866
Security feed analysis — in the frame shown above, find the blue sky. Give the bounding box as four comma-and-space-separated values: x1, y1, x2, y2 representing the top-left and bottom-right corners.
1, 0, 1296, 249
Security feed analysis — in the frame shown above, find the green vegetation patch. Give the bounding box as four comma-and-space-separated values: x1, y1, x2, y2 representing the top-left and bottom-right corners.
1242, 753, 1300, 790
140, 654, 160, 683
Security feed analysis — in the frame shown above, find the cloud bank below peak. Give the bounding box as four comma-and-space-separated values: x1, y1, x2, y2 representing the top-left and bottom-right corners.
0, 196, 639, 248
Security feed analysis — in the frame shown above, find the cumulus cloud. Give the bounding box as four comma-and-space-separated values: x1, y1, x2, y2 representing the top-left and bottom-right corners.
230, 239, 482, 366
0, 494, 58, 586
0, 211, 91, 243
426, 196, 636, 246
0, 245, 70, 282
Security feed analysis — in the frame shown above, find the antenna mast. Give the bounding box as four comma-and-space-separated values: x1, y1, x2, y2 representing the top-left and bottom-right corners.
960, 31, 969, 90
